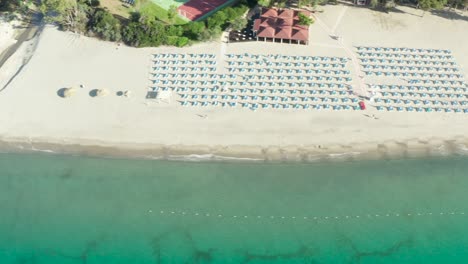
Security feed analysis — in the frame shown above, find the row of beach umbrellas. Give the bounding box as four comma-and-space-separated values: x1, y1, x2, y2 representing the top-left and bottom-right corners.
60, 88, 131, 98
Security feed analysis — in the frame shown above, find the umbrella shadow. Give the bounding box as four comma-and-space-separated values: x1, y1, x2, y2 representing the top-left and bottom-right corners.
57, 87, 68, 98
89, 89, 98, 97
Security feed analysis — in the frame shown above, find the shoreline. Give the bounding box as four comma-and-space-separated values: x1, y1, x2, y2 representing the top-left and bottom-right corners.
1, 136, 467, 163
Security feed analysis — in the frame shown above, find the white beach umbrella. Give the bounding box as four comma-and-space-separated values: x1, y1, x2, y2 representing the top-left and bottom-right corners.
96, 89, 109, 97
63, 87, 76, 98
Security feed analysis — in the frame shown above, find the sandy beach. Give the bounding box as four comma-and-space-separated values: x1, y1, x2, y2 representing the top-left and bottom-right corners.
0, 5, 467, 162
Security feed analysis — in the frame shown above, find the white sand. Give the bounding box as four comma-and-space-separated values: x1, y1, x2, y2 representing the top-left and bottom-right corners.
0, 6, 467, 161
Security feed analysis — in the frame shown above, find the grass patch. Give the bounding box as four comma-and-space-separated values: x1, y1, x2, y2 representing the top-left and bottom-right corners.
100, 0, 132, 19
136, 0, 188, 24
100, 0, 188, 24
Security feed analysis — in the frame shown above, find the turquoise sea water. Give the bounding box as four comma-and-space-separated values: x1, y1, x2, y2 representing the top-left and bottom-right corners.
1, 153, 468, 263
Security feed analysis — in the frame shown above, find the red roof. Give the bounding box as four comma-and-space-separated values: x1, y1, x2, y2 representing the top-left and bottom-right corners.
291, 28, 308, 41
258, 27, 276, 38
278, 9, 294, 19
253, 18, 261, 31
253, 8, 310, 42
276, 27, 291, 39
177, 0, 229, 21
262, 8, 278, 17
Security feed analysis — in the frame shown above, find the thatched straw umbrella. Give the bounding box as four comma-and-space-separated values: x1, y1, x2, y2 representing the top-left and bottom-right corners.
63, 87, 76, 98
96, 89, 109, 97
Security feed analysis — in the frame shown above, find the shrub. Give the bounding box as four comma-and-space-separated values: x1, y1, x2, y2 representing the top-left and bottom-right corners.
298, 13, 313, 26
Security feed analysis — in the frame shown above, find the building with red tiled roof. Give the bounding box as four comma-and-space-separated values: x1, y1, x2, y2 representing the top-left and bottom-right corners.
253, 8, 310, 45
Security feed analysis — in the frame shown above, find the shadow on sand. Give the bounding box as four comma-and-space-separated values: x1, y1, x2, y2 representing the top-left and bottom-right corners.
57, 88, 68, 98
431, 9, 468, 22
89, 89, 98, 97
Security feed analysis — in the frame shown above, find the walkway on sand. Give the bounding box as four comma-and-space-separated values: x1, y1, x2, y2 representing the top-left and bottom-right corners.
312, 6, 367, 97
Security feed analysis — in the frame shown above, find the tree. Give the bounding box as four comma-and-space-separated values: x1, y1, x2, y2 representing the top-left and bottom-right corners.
230, 17, 247, 31
447, 0, 467, 8
89, 9, 121, 41
122, 20, 167, 47
206, 10, 226, 29
299, 0, 323, 7
0, 0, 20, 11
370, 0, 379, 8
80, 0, 99, 7
298, 13, 313, 26
40, 0, 90, 33
418, 0, 447, 9
183, 21, 206, 39
298, 0, 311, 7
166, 25, 183, 37
277, 1, 286, 8
167, 5, 177, 22
166, 36, 189, 47
257, 0, 271, 7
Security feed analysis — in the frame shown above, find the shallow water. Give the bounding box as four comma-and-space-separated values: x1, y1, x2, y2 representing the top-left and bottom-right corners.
1, 153, 468, 263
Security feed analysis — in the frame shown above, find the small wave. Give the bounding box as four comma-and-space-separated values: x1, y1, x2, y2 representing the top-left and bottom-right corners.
167, 154, 263, 162
455, 143, 468, 155
31, 147, 56, 153
431, 144, 450, 156
140, 154, 263, 162
328, 152, 361, 158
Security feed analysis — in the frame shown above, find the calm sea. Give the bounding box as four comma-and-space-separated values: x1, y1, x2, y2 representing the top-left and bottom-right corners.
1, 153, 468, 263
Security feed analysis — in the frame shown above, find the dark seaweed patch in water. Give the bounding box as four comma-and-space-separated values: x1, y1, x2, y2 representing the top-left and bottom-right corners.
16, 254, 36, 264
183, 231, 215, 263
59, 168, 74, 180
242, 246, 318, 263
353, 239, 413, 263
340, 235, 413, 264
41, 237, 102, 264
150, 229, 216, 264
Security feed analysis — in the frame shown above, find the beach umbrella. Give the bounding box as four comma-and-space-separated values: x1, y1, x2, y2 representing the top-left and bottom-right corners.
62, 87, 76, 98
96, 89, 109, 97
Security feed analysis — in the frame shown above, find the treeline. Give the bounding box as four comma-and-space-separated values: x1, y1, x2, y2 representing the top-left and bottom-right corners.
0, 0, 30, 13
38, 0, 252, 48
122, 4, 249, 47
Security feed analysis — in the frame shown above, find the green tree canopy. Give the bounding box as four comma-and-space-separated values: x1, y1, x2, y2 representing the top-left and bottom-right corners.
40, 0, 90, 32
298, 13, 313, 26
89, 9, 121, 41
257, 0, 271, 7
230, 17, 247, 31
167, 5, 177, 22
122, 20, 168, 47
206, 10, 227, 29
418, 0, 448, 9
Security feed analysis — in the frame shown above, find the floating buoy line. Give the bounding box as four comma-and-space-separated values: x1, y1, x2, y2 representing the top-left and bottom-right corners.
148, 210, 465, 222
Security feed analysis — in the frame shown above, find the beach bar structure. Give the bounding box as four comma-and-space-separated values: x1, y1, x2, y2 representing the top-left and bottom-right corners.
252, 8, 310, 45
